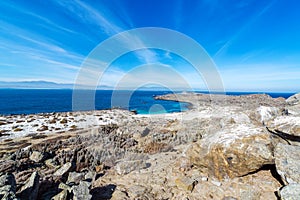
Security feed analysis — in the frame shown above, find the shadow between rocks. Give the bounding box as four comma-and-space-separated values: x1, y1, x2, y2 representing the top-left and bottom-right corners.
90, 184, 116, 200
240, 164, 285, 186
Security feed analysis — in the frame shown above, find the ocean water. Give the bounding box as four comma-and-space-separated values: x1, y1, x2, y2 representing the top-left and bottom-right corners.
0, 89, 295, 115
0, 89, 189, 115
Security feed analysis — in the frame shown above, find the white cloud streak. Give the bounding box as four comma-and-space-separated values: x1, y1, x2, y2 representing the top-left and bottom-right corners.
52, 0, 158, 64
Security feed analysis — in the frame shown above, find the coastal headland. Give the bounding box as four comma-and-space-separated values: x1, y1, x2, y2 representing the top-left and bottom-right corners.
1, 92, 300, 199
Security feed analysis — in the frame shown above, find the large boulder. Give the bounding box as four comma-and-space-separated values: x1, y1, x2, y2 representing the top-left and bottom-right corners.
286, 93, 300, 105
275, 143, 300, 185
186, 124, 275, 179
286, 93, 300, 115
256, 106, 285, 124
267, 116, 300, 137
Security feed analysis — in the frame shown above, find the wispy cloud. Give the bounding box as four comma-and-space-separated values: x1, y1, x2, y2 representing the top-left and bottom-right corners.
13, 5, 77, 35
52, 0, 158, 64
92, 63, 206, 90
0, 0, 161, 85
0, 19, 81, 56
52, 0, 123, 35
0, 0, 297, 92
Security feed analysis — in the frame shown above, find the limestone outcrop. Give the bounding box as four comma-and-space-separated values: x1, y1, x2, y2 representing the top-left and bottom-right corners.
0, 92, 299, 199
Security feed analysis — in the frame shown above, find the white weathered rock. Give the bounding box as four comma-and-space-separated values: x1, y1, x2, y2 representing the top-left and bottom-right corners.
256, 106, 282, 123
267, 116, 300, 137
287, 105, 300, 116
275, 143, 300, 184
211, 180, 222, 187
279, 184, 300, 200
286, 93, 300, 105
286, 93, 300, 115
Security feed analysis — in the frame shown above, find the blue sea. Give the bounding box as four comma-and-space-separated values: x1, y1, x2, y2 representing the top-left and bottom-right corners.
0, 89, 295, 115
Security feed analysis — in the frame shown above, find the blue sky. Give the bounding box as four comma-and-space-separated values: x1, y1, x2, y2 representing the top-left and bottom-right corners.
0, 0, 299, 91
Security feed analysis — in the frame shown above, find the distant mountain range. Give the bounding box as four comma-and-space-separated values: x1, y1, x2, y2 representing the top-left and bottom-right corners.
0, 81, 179, 90
0, 81, 74, 89
0, 81, 112, 89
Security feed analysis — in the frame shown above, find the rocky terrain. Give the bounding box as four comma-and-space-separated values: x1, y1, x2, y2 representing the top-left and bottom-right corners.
0, 92, 300, 199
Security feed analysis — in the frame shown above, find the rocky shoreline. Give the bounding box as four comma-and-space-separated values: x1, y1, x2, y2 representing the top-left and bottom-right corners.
1, 92, 300, 199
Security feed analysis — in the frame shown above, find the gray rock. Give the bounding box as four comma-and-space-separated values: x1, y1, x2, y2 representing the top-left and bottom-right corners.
66, 172, 85, 184
29, 151, 45, 163
111, 189, 129, 200
115, 160, 148, 175
127, 185, 153, 199
0, 173, 17, 200
279, 184, 300, 200
54, 162, 72, 177
45, 159, 59, 169
141, 127, 150, 137
275, 143, 300, 184
18, 171, 40, 200
222, 197, 238, 200
84, 171, 96, 182
72, 181, 92, 200
175, 176, 196, 191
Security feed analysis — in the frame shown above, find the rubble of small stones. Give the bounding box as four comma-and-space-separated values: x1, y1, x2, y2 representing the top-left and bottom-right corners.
0, 92, 299, 199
